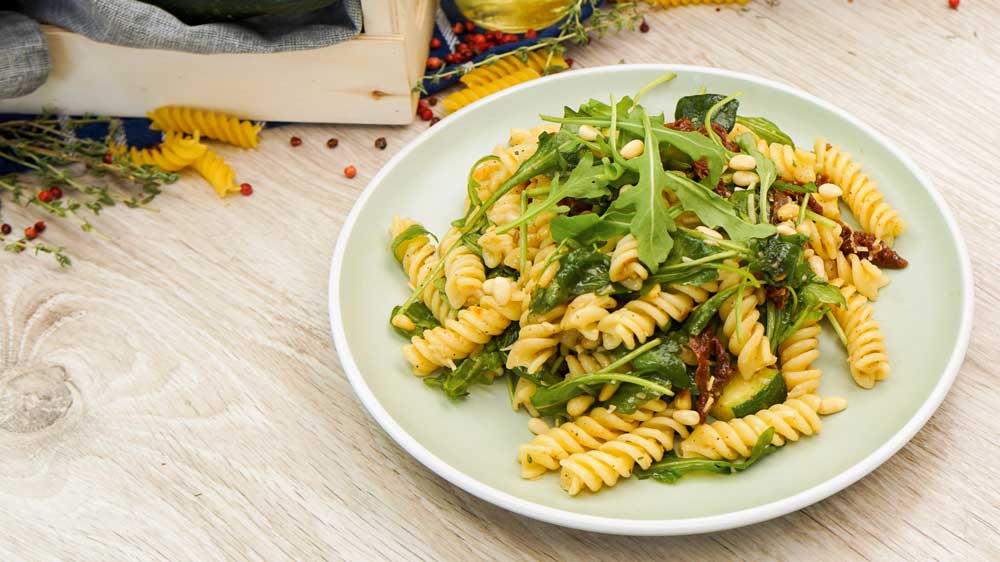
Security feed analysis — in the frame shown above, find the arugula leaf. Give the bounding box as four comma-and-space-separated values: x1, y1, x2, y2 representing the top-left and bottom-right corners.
736, 116, 795, 148
608, 106, 676, 268
682, 284, 740, 336
734, 133, 777, 224
666, 230, 722, 264
530, 248, 611, 314
496, 152, 618, 234
487, 265, 518, 279
424, 322, 520, 400
635, 427, 776, 484
675, 93, 740, 131
663, 170, 775, 242
550, 210, 631, 247
531, 372, 674, 412
389, 303, 439, 338
390, 224, 435, 262
630, 338, 692, 389
772, 180, 817, 194
748, 233, 808, 286
776, 281, 845, 346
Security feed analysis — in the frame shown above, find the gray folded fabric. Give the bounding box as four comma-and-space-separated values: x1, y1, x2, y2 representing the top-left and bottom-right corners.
2, 0, 363, 99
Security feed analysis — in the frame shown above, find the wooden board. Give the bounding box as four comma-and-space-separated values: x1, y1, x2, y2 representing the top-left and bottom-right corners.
0, 0, 436, 124
0, 1, 998, 560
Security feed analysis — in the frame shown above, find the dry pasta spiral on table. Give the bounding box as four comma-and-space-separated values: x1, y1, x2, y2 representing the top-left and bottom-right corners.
147, 106, 261, 149
815, 138, 905, 243
829, 279, 890, 388
679, 395, 822, 460
127, 130, 207, 172
390, 217, 454, 325
439, 227, 485, 308
779, 322, 823, 398
825, 252, 889, 301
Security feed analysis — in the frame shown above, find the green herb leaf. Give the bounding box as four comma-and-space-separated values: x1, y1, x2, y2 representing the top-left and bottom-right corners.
630, 338, 692, 389
777, 281, 846, 346
389, 302, 439, 338
663, 171, 776, 242
772, 180, 817, 194
734, 133, 777, 223
748, 233, 809, 286
550, 210, 631, 247
530, 248, 611, 314
682, 284, 740, 336
635, 427, 777, 484
675, 93, 739, 131
736, 116, 795, 148
531, 372, 673, 412
390, 224, 434, 262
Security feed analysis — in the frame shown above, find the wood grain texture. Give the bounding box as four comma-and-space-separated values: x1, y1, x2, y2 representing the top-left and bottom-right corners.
1, 1, 998, 560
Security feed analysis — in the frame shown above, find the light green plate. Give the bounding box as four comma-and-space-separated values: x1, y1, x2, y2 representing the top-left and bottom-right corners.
329, 65, 973, 535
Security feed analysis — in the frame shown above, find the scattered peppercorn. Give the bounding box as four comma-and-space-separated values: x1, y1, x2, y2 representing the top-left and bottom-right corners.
419, 108, 433, 121
452, 22, 464, 34
426, 56, 443, 70
948, 0, 959, 8
427, 96, 438, 107
430, 37, 441, 49
501, 33, 519, 44
290, 136, 302, 147
715, 6, 721, 11
0, 224, 11, 235
417, 99, 429, 112
34, 220, 46, 233
240, 182, 253, 196
344, 165, 357, 179
49, 186, 63, 199
24, 226, 37, 240
429, 117, 441, 127
374, 137, 388, 150
326, 138, 339, 149
639, 20, 649, 33
464, 20, 475, 32
38, 190, 53, 203
103, 151, 113, 164
565, 57, 574, 67
524, 28, 538, 40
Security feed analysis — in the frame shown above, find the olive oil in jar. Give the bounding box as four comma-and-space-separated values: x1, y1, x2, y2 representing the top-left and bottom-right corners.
453, 0, 575, 32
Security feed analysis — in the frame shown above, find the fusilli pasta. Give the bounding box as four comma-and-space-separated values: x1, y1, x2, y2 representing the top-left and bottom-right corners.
829, 279, 890, 388
390, 217, 454, 324
718, 267, 777, 378
127, 131, 207, 172
440, 227, 486, 308
148, 106, 262, 149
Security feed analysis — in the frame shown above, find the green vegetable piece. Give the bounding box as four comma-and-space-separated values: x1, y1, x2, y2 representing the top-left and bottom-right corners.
675, 93, 740, 131
734, 133, 777, 224
530, 373, 673, 412
663, 170, 775, 242
635, 427, 776, 484
736, 116, 795, 148
772, 180, 817, 194
389, 303, 439, 338
530, 248, 611, 314
682, 284, 740, 336
390, 224, 434, 262
630, 338, 692, 389
710, 367, 787, 421
550, 210, 631, 247
777, 281, 846, 345
748, 233, 809, 286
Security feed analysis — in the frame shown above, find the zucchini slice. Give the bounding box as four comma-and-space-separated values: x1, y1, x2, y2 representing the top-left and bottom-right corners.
710, 368, 787, 421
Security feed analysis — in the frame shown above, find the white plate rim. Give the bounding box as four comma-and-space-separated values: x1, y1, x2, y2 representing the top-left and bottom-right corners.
327, 64, 974, 536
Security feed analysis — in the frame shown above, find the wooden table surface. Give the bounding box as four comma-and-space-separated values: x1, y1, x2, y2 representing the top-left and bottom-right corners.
1, 2, 997, 561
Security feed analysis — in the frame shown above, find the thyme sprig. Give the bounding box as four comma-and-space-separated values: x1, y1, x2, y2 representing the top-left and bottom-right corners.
418, 0, 642, 90
0, 114, 179, 266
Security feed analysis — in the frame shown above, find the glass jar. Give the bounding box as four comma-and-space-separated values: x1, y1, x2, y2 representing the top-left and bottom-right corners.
452, 0, 575, 32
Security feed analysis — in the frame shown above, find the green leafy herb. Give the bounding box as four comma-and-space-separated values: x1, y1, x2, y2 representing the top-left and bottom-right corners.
424, 323, 520, 400
734, 133, 777, 224
389, 303, 439, 338
777, 281, 846, 346
675, 93, 740, 131
772, 180, 817, 194
663, 170, 775, 242
748, 233, 809, 286
630, 338, 692, 389
390, 224, 435, 262
682, 284, 740, 336
636, 427, 776, 484
531, 373, 673, 412
530, 247, 611, 314
736, 116, 795, 148
550, 210, 631, 246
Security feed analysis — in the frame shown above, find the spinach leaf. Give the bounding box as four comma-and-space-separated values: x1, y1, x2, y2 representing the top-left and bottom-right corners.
631, 338, 691, 389
531, 372, 674, 412
748, 233, 809, 286
550, 210, 630, 247
666, 230, 722, 264
424, 322, 519, 399
645, 267, 719, 289
682, 284, 740, 336
736, 116, 795, 148
635, 427, 776, 484
602, 373, 677, 414
530, 248, 611, 314
607, 106, 676, 268
675, 93, 739, 131
776, 281, 845, 346
389, 303, 439, 338
734, 133, 777, 224
664, 170, 776, 242
496, 152, 618, 234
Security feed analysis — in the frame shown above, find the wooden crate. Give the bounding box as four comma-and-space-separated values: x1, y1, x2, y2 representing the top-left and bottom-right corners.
0, 0, 436, 124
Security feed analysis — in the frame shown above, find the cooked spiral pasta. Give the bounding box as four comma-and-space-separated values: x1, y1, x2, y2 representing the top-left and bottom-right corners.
509, 123, 560, 147
191, 147, 240, 197
390, 217, 454, 324
517, 400, 665, 479
559, 415, 692, 495
598, 283, 708, 350
825, 252, 889, 301
829, 280, 890, 388
127, 131, 207, 172
679, 395, 822, 460
609, 234, 649, 290
511, 377, 539, 417
814, 138, 905, 243
756, 139, 817, 184
718, 269, 777, 378
565, 349, 618, 401
478, 226, 521, 270
779, 322, 823, 398
796, 219, 843, 260
561, 293, 617, 342
147, 106, 262, 149
507, 322, 561, 373
487, 186, 524, 225
440, 227, 485, 308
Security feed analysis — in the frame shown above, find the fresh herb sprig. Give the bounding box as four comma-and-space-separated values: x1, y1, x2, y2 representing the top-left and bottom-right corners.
636, 427, 777, 484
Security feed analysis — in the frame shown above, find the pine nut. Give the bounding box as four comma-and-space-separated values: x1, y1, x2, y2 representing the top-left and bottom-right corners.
808, 255, 827, 279
695, 226, 724, 239
567, 395, 596, 417
777, 203, 800, 221
672, 390, 692, 410
818, 183, 843, 199
620, 139, 645, 159
728, 154, 757, 171
818, 396, 848, 415
673, 409, 701, 426
733, 170, 759, 187
776, 222, 797, 236
483, 277, 512, 305
578, 125, 600, 142
527, 417, 550, 435
391, 313, 415, 332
